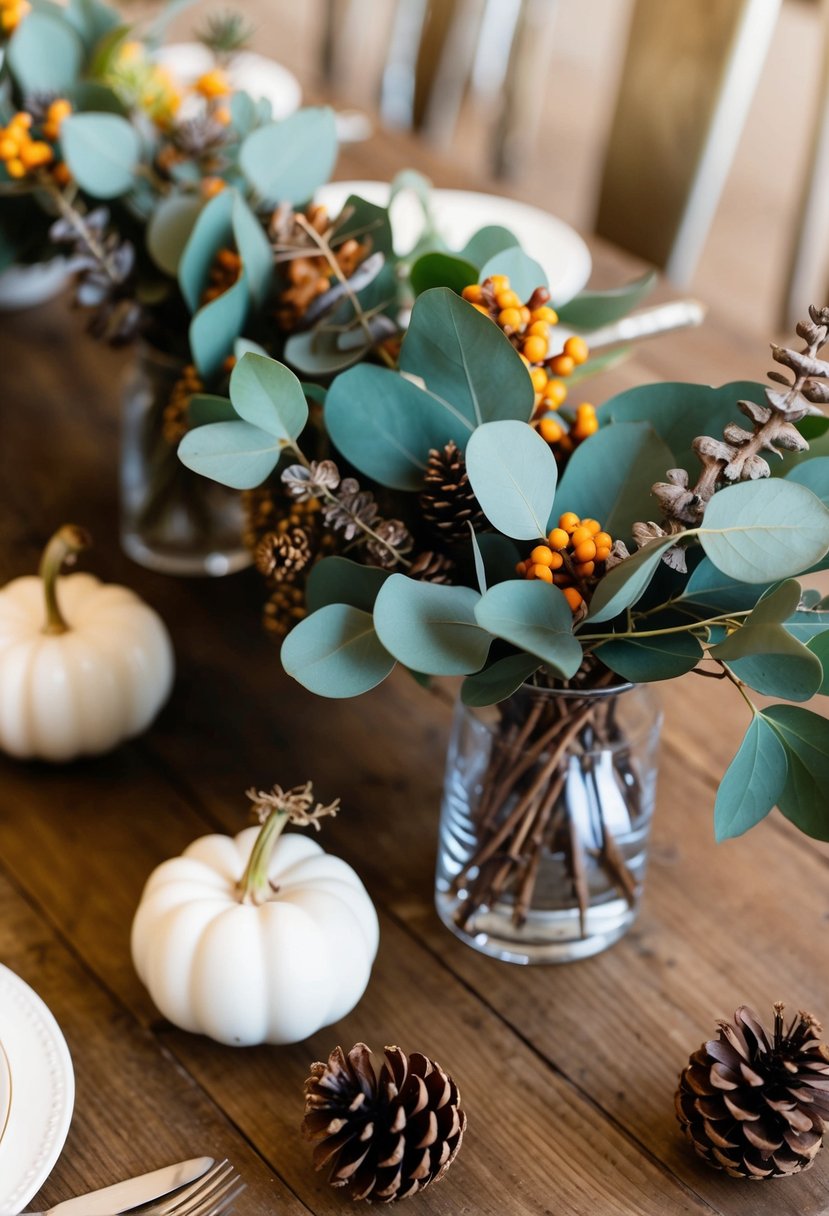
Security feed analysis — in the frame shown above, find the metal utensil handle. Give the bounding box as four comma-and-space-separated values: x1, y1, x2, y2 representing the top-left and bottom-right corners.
582, 299, 707, 350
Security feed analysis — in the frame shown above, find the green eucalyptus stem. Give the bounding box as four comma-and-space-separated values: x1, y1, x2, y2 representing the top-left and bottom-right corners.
39, 525, 90, 635
238, 809, 290, 905
577, 608, 753, 644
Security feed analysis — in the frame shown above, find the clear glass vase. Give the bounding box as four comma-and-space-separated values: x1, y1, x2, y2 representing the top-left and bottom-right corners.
120, 346, 250, 577
435, 681, 663, 964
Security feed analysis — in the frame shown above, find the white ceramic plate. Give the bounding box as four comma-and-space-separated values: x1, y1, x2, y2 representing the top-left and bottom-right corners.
0, 966, 75, 1215
155, 43, 301, 120
315, 181, 592, 305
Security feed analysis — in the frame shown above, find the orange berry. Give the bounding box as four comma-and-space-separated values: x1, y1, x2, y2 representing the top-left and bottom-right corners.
51, 161, 71, 185
217, 248, 241, 270
527, 320, 549, 338
581, 519, 601, 536
595, 531, 612, 549
201, 176, 226, 199
576, 402, 596, 418
574, 539, 597, 562
548, 551, 564, 570
498, 307, 522, 331
47, 99, 72, 122
533, 306, 558, 323
515, 560, 528, 575
195, 69, 231, 99
530, 545, 554, 567
595, 546, 611, 563
5, 158, 25, 178
10, 112, 32, 130
530, 367, 548, 393
564, 335, 589, 365
539, 417, 564, 443
462, 284, 483, 302
213, 105, 231, 125
563, 587, 584, 612
533, 564, 554, 583
20, 140, 53, 168
559, 512, 580, 532
547, 528, 570, 550
576, 560, 595, 577
549, 354, 575, 377
0, 137, 18, 159
495, 289, 521, 309
522, 335, 548, 363
544, 379, 567, 408
570, 525, 592, 547
575, 417, 599, 438
472, 302, 490, 314
525, 565, 537, 579
488, 274, 509, 292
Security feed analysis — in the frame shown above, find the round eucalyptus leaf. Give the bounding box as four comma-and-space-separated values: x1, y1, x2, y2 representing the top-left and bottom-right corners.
60, 112, 141, 199
785, 456, 829, 508
712, 624, 823, 701
232, 193, 273, 309
146, 195, 203, 276
178, 188, 235, 313
556, 270, 656, 330
478, 246, 547, 298
764, 705, 829, 841
596, 630, 702, 683
714, 715, 787, 842
699, 480, 829, 583
187, 394, 237, 427
474, 580, 582, 679
284, 328, 368, 376
229, 352, 308, 441
461, 653, 541, 707
680, 557, 771, 613
373, 576, 492, 676
466, 420, 558, 540
280, 604, 395, 698
807, 631, 829, 694
239, 107, 338, 205
585, 536, 678, 625
7, 11, 83, 93
178, 419, 281, 489
306, 558, 390, 614
461, 226, 519, 268
410, 252, 478, 296
189, 273, 249, 379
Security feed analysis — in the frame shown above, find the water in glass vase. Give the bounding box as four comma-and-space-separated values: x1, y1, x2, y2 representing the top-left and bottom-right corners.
435, 681, 662, 964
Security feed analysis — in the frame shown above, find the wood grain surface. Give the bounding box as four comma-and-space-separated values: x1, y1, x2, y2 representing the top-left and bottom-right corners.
1, 122, 828, 1216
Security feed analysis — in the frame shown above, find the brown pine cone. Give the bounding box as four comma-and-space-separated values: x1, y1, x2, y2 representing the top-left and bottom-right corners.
303, 1042, 466, 1202
408, 550, 455, 584
419, 441, 487, 544
254, 526, 312, 581
675, 1004, 829, 1179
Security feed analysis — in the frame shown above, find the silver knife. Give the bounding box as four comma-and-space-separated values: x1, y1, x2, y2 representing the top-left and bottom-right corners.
20, 1157, 213, 1216
563, 298, 707, 350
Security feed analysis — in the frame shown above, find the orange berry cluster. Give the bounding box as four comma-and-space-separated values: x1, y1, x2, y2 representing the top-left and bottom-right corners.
535, 401, 599, 451
515, 513, 613, 613
1, 0, 29, 33
195, 69, 232, 100
0, 103, 71, 181
201, 248, 242, 304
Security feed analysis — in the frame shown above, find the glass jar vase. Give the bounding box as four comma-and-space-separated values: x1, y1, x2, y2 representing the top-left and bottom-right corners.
120, 345, 250, 577
435, 680, 663, 964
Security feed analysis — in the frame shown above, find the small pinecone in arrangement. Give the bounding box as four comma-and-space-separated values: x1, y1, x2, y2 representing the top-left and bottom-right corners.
419, 442, 487, 544
675, 1004, 829, 1179
408, 550, 455, 584
303, 1042, 466, 1202
254, 526, 313, 581
263, 582, 307, 638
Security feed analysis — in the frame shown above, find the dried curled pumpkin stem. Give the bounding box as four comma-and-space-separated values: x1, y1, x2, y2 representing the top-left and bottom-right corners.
238, 781, 340, 904
39, 524, 91, 635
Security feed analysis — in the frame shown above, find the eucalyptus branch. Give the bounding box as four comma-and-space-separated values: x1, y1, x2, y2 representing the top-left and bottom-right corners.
42, 177, 121, 285
577, 608, 753, 644
294, 213, 396, 370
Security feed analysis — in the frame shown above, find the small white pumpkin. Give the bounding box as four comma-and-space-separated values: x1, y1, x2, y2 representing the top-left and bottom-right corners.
131, 788, 380, 1046
0, 525, 174, 762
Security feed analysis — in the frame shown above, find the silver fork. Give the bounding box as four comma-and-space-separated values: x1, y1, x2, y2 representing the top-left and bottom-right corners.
140, 1161, 245, 1216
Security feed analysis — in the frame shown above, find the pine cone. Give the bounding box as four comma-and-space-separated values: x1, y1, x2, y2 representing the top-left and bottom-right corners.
254, 527, 312, 581
408, 550, 455, 583
675, 1004, 829, 1179
303, 1042, 466, 1202
419, 442, 487, 544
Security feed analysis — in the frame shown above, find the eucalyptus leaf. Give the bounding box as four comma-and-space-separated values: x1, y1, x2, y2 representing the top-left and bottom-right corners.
469, 527, 487, 596
713, 625, 823, 701
60, 112, 140, 198
461, 653, 541, 707
187, 394, 237, 427
64, 0, 120, 49
601, 380, 764, 469
475, 581, 582, 679
699, 480, 829, 583
189, 273, 249, 379
461, 226, 519, 267
229, 352, 308, 441
596, 629, 702, 683
475, 533, 522, 585
479, 247, 548, 298
280, 604, 395, 698
410, 252, 478, 296
466, 420, 558, 540
146, 195, 203, 276
585, 537, 677, 624
232, 193, 273, 309
331, 195, 393, 258
553, 420, 674, 540
749, 579, 803, 625
680, 558, 771, 613
556, 271, 656, 330
785, 457, 829, 508
764, 705, 829, 840
7, 11, 83, 93
783, 608, 829, 643
399, 288, 534, 426
178, 188, 234, 313
373, 577, 492, 676
714, 715, 788, 841
239, 107, 338, 205
178, 419, 281, 488
230, 90, 257, 137
806, 631, 829, 694
306, 558, 390, 614
325, 363, 465, 491
284, 328, 367, 376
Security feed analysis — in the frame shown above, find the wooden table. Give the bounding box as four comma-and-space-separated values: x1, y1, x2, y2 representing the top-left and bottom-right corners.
1, 123, 828, 1216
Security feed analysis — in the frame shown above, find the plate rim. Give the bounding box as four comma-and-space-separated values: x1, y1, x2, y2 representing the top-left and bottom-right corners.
315, 179, 593, 305
0, 965, 75, 1214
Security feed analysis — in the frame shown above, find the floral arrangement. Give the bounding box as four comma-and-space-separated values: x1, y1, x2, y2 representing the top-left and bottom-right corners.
179, 274, 829, 848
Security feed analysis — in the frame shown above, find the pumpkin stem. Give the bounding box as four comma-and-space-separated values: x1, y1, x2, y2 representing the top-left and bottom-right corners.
239, 809, 291, 905
39, 525, 91, 635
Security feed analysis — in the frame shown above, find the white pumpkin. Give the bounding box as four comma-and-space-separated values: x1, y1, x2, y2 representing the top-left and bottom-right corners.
131, 825, 380, 1046
0, 526, 174, 761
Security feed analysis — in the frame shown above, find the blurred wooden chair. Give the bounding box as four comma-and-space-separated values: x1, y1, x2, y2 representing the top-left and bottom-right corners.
594, 0, 780, 286
782, 0, 829, 327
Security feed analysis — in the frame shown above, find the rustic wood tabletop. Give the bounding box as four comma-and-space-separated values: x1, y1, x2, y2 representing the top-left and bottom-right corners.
1, 122, 828, 1216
